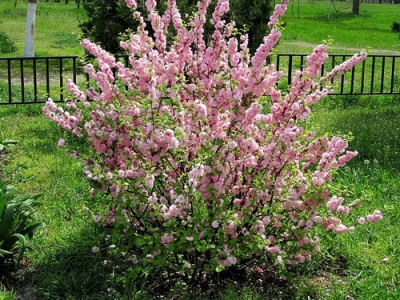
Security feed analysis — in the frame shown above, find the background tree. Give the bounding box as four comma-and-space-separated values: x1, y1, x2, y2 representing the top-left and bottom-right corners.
24, 0, 37, 57
80, 0, 273, 55
80, 0, 138, 55
352, 0, 360, 14
229, 0, 272, 54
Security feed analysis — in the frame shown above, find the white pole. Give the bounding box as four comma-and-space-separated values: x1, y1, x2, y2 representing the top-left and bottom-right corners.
24, 0, 37, 57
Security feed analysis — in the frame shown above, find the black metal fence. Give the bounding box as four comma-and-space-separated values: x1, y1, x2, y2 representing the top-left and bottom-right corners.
276, 54, 400, 96
0, 56, 80, 105
0, 54, 399, 105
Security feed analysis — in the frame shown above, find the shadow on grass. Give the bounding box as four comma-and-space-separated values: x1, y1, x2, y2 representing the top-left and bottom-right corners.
312, 95, 400, 169
305, 12, 358, 22
31, 225, 113, 300
27, 227, 354, 300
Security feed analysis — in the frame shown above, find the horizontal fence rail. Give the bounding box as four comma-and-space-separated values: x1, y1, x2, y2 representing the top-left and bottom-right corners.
0, 54, 399, 105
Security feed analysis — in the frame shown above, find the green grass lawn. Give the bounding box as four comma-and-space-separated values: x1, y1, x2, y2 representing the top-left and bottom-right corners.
276, 0, 400, 54
0, 99, 399, 299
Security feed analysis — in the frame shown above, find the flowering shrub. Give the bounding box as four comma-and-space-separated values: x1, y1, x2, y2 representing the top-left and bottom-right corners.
44, 0, 381, 281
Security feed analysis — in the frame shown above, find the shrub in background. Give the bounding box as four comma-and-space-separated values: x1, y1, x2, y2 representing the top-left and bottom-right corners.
0, 31, 17, 54
80, 0, 272, 55
80, 0, 137, 55
44, 0, 382, 283
391, 21, 400, 32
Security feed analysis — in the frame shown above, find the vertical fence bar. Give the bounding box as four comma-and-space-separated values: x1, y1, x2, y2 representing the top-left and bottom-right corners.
340, 55, 345, 94
350, 65, 355, 94
276, 55, 280, 71
46, 57, 50, 98
60, 58, 64, 101
33, 58, 38, 102
287, 55, 293, 85
300, 55, 304, 71
7, 59, 12, 103
20, 58, 25, 102
361, 59, 365, 94
72, 57, 77, 84
390, 56, 395, 94
380, 56, 385, 94
86, 63, 90, 89
331, 55, 335, 84
320, 57, 325, 77
370, 56, 375, 94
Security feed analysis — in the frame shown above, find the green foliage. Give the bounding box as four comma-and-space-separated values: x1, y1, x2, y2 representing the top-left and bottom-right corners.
228, 0, 273, 54
0, 179, 42, 267
80, 0, 273, 54
0, 32, 16, 54
80, 0, 137, 55
0, 283, 15, 300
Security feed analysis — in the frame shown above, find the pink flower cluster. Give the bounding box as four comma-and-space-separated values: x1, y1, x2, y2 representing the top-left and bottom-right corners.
44, 0, 381, 274
358, 210, 383, 225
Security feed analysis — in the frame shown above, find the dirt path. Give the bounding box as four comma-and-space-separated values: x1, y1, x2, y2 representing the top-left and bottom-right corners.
279, 41, 400, 55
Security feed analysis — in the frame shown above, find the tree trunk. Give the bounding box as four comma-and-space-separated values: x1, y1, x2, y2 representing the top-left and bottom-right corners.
352, 0, 360, 14
23, 0, 37, 57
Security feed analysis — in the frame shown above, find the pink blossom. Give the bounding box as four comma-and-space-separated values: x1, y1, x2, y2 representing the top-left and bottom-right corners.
105, 172, 113, 180
326, 196, 344, 211
92, 215, 101, 222
145, 175, 155, 189
125, 0, 136, 9
226, 256, 237, 265
212, 221, 219, 228
161, 233, 174, 247
366, 210, 383, 224
313, 216, 323, 224
57, 139, 65, 147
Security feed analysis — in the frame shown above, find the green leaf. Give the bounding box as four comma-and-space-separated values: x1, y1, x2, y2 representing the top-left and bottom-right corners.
20, 221, 43, 238
0, 248, 12, 256
1, 140, 18, 145
0, 203, 15, 241
10, 233, 27, 263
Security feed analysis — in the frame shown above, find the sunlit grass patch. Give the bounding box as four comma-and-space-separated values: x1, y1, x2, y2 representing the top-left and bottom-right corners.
277, 1, 400, 54
311, 96, 400, 167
